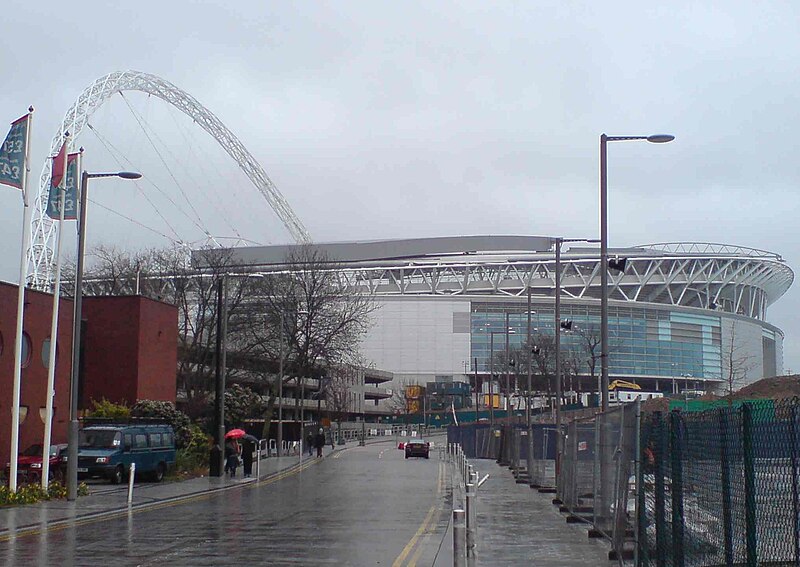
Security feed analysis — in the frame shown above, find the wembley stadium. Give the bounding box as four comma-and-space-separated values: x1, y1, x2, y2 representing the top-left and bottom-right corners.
212, 235, 793, 397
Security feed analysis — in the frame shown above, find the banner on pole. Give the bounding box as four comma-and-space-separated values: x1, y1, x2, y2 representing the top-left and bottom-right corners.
50, 140, 67, 189
0, 114, 29, 190
46, 153, 79, 220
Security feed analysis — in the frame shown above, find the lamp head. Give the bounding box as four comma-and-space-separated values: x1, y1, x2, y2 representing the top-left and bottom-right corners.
646, 134, 675, 144
117, 171, 142, 179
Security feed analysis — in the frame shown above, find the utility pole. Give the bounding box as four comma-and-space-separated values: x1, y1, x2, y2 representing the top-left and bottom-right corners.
473, 358, 479, 423
505, 311, 511, 417
213, 275, 228, 477
526, 287, 532, 428
489, 332, 495, 425
277, 311, 284, 457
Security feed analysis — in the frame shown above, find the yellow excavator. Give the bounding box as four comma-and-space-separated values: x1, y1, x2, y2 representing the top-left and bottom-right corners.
608, 379, 641, 391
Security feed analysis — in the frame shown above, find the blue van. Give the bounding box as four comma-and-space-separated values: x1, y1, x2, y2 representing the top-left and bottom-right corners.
76, 421, 176, 484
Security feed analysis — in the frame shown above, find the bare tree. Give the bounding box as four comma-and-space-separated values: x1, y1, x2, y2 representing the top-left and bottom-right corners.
76, 243, 376, 439
724, 321, 755, 403
387, 381, 414, 424
530, 333, 556, 396
325, 364, 357, 443
574, 323, 602, 396
234, 246, 376, 437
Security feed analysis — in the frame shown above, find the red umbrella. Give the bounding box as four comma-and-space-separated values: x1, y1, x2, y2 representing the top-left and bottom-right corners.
225, 428, 246, 439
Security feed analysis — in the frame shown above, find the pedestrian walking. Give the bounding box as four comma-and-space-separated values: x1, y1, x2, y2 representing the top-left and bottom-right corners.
314, 428, 326, 457
241, 438, 254, 478
224, 438, 240, 477
306, 431, 314, 456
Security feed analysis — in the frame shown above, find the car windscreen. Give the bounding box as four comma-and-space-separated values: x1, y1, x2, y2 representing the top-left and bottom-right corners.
21, 444, 44, 457
79, 430, 122, 449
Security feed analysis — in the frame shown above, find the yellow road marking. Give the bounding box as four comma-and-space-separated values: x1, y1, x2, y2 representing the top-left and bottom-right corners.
407, 463, 446, 566
0, 458, 322, 543
391, 462, 444, 567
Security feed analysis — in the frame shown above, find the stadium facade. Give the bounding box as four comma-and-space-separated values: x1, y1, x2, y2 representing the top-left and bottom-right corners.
211, 235, 793, 398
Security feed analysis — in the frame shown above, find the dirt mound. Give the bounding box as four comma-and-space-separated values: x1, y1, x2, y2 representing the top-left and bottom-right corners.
641, 396, 671, 413
729, 375, 800, 401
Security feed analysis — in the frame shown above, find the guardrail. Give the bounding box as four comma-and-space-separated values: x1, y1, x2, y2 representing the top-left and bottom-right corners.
444, 442, 485, 566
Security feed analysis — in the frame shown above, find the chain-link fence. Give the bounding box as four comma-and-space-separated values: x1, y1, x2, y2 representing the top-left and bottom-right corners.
449, 398, 800, 566
528, 424, 557, 489
558, 418, 598, 519
638, 399, 800, 566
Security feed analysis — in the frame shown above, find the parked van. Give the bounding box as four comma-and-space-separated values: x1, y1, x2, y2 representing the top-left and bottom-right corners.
76, 420, 176, 484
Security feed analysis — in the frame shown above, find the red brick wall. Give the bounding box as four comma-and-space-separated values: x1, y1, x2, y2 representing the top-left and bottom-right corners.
82, 297, 139, 407
82, 296, 177, 407
135, 298, 177, 402
0, 283, 73, 469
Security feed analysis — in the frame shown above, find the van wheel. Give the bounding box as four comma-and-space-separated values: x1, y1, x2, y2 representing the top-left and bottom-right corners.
153, 463, 165, 483
110, 465, 124, 485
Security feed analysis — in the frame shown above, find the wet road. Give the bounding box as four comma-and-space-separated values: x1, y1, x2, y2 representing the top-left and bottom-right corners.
0, 441, 452, 567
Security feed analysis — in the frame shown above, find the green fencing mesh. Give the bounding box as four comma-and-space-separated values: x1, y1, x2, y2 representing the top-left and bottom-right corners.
638, 399, 800, 566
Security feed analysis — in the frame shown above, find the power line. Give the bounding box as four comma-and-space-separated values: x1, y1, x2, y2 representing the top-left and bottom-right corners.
119, 91, 210, 236
86, 123, 185, 241
86, 122, 211, 240
88, 198, 182, 244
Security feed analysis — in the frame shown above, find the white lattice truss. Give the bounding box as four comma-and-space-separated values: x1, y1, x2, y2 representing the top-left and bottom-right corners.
28, 70, 311, 289
77, 242, 792, 323
330, 244, 791, 320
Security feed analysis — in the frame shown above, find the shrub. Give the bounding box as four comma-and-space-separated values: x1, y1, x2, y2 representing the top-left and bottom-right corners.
87, 398, 131, 419
130, 400, 192, 449
175, 423, 209, 472
225, 384, 266, 428
47, 481, 67, 499
0, 480, 84, 506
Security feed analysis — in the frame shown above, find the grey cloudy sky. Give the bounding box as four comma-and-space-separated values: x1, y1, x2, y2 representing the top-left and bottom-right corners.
2, 2, 799, 368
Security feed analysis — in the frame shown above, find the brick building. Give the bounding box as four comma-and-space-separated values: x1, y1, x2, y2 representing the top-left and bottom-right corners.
0, 283, 177, 468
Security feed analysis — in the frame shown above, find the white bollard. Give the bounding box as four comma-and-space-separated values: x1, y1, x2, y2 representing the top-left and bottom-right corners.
466, 482, 476, 562
127, 463, 136, 504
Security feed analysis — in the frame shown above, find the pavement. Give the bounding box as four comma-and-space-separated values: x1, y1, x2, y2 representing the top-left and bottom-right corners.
433, 455, 613, 566
0, 446, 335, 539
1, 438, 615, 566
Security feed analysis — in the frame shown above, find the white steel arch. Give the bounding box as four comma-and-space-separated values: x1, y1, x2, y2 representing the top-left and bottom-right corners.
28, 70, 311, 288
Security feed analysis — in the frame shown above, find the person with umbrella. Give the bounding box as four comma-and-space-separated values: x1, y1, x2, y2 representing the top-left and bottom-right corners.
224, 429, 245, 477
240, 433, 258, 478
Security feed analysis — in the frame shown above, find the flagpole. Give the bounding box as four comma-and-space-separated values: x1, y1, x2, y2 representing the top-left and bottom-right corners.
9, 107, 33, 493
41, 137, 71, 489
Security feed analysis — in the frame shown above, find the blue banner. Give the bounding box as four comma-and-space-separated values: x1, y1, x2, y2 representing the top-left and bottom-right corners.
46, 153, 79, 220
0, 114, 29, 190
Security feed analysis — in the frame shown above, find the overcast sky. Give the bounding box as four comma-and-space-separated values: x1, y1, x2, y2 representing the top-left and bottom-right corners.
2, 1, 799, 369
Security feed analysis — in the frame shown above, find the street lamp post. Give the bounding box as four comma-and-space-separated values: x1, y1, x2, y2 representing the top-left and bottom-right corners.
526, 287, 532, 428
277, 312, 285, 457
598, 133, 673, 526
67, 170, 141, 501
599, 133, 674, 411
297, 309, 308, 463
504, 312, 511, 415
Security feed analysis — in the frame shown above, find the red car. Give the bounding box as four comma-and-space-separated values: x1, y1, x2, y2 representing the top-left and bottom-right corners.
5, 443, 68, 484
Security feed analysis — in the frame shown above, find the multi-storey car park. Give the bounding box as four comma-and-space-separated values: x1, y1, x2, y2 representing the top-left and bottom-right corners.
200, 235, 793, 407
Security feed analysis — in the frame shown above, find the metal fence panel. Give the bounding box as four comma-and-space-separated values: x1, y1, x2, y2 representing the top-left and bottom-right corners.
637, 399, 800, 567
